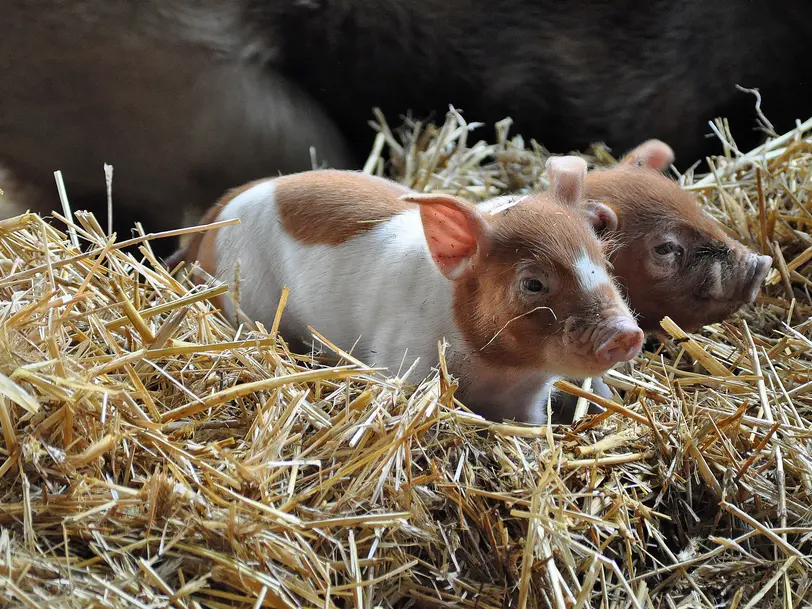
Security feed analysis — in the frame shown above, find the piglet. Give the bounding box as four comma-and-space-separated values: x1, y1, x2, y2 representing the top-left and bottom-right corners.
169, 158, 644, 424
548, 140, 773, 413
580, 139, 773, 334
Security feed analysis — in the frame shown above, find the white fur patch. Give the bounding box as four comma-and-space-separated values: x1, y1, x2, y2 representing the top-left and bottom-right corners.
707, 261, 725, 299
526, 377, 558, 425
574, 250, 611, 292
212, 183, 457, 382
444, 259, 471, 280
478, 195, 528, 216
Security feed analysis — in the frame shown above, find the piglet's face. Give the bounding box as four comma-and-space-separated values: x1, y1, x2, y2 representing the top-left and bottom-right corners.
583, 140, 773, 333
401, 156, 644, 379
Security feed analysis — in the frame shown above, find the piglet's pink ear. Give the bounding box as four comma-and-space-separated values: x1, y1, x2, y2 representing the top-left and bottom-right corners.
582, 200, 619, 234
400, 193, 490, 280
546, 156, 588, 206
620, 139, 675, 171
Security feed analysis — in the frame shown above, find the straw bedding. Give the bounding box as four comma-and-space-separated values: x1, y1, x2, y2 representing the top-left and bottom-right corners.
0, 107, 810, 608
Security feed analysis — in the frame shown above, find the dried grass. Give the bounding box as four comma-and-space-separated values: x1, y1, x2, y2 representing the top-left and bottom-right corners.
0, 107, 810, 608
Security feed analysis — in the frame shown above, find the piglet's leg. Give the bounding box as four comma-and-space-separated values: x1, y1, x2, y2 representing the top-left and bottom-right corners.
590, 376, 612, 400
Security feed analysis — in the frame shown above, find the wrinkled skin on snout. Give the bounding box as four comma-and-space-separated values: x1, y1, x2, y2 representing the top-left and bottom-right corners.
582, 140, 773, 333
562, 295, 644, 375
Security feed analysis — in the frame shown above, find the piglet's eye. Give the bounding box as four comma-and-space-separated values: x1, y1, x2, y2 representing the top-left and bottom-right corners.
654, 242, 683, 256
521, 278, 547, 293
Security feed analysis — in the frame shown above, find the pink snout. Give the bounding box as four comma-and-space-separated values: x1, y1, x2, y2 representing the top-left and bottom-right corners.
596, 318, 644, 366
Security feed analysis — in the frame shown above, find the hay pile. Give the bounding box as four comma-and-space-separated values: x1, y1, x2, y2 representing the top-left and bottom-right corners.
0, 109, 810, 609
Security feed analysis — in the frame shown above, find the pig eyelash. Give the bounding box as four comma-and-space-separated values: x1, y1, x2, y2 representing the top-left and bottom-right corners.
653, 242, 683, 256
511, 261, 553, 283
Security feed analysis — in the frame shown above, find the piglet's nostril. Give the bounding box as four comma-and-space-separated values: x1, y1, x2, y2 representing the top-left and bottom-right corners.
596, 318, 644, 366
742, 254, 773, 303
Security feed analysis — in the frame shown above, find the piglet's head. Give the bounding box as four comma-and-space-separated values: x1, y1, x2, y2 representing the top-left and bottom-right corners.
400, 156, 644, 379
581, 140, 773, 333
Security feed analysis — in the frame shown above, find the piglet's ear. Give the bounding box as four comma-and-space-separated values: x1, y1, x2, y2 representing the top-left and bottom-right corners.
582, 201, 619, 235
546, 156, 587, 206
400, 193, 490, 280
620, 139, 675, 171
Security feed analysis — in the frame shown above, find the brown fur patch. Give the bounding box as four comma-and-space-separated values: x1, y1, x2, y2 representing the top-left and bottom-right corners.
584, 165, 716, 236
168, 170, 414, 314
275, 170, 413, 245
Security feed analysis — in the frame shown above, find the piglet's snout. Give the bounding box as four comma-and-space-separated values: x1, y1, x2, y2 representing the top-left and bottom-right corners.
742, 254, 773, 303
595, 318, 644, 366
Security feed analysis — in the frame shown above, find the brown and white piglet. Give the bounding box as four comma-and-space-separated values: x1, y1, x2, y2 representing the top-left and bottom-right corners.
169, 158, 644, 424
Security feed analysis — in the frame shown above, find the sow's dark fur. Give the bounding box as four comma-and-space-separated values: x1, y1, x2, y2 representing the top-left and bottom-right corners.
262, 0, 811, 162
1, 0, 810, 250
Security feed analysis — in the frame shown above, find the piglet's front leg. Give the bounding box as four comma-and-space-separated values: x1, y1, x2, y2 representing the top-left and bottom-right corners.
590, 376, 612, 400
456, 369, 562, 426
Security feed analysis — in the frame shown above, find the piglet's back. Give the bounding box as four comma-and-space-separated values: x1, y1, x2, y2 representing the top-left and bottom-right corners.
173, 170, 414, 276
272, 170, 414, 245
